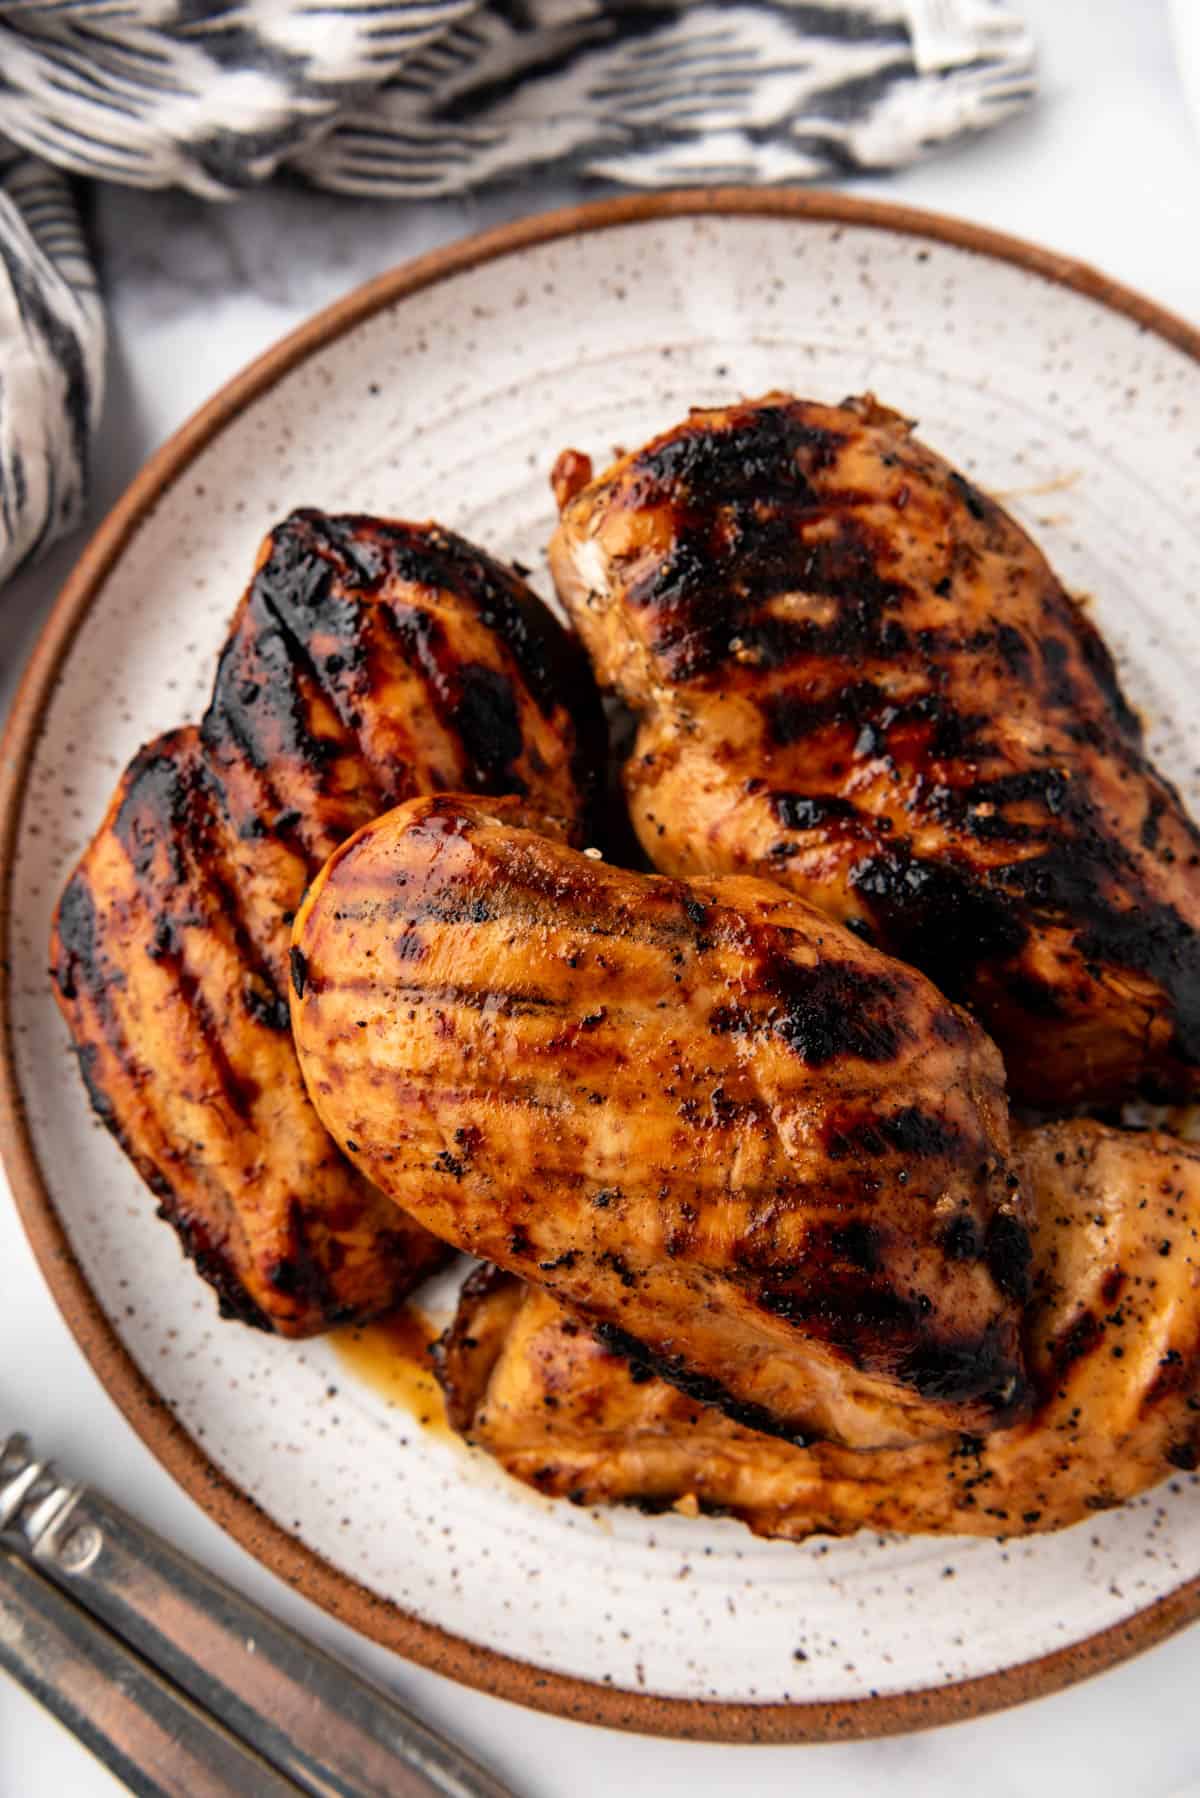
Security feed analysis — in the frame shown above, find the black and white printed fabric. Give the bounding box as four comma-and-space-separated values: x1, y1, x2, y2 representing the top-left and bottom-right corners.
0, 0, 1035, 583
0, 146, 104, 585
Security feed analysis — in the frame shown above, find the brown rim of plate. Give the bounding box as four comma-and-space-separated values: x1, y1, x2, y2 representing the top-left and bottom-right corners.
3, 187, 1199, 1744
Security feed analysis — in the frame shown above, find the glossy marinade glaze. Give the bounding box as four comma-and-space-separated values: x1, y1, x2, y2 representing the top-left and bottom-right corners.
290, 792, 1029, 1449
549, 394, 1200, 1107
437, 1122, 1200, 1539
51, 512, 604, 1335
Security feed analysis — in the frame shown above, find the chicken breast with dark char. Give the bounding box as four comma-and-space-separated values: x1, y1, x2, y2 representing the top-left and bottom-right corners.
437, 1122, 1200, 1539
549, 394, 1200, 1106
290, 792, 1029, 1449
51, 511, 604, 1335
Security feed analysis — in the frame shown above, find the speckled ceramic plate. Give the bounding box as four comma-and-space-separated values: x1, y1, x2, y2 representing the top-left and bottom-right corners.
5, 192, 1200, 1742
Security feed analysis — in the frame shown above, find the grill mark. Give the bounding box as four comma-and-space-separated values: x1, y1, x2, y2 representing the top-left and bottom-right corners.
53, 875, 273, 1329
325, 873, 713, 954
205, 610, 352, 789
591, 1318, 813, 1447
375, 604, 528, 796
1046, 1309, 1104, 1382
113, 761, 263, 1124
594, 401, 1200, 1095
710, 952, 908, 1066
849, 767, 1200, 1070
332, 865, 926, 1072
822, 1104, 965, 1162
203, 669, 335, 875
1142, 1346, 1192, 1411
455, 664, 525, 789
351, 1082, 911, 1218
629, 406, 845, 506
199, 769, 294, 1025
849, 846, 1029, 1001
252, 597, 389, 811
284, 509, 604, 816
925, 767, 1071, 842
341, 513, 586, 726
314, 975, 564, 1016
762, 681, 991, 764
263, 1199, 335, 1315
757, 1276, 921, 1343
118, 749, 295, 1049
144, 933, 261, 1122
765, 681, 884, 748
229, 511, 602, 829
632, 511, 911, 685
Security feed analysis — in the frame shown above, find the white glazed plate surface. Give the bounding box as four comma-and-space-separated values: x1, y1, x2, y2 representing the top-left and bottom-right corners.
9, 202, 1200, 1718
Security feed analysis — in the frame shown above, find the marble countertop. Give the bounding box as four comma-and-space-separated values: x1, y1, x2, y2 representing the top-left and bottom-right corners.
4, 0, 1200, 1791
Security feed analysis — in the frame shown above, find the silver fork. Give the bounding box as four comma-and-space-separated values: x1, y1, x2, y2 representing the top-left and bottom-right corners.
0, 1429, 517, 1798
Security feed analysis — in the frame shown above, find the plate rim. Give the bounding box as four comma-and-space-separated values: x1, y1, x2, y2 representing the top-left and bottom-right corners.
4, 186, 1200, 1743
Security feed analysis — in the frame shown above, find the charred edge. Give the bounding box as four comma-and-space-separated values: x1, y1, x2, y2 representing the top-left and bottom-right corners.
985, 1211, 1033, 1304
592, 1321, 812, 1447
947, 470, 992, 523
160, 1202, 275, 1332
263, 1199, 336, 1320
111, 739, 196, 888
52, 870, 101, 1002
429, 1263, 521, 1428
630, 404, 845, 507
897, 1320, 1026, 1415
203, 583, 352, 791
1069, 600, 1142, 742
290, 947, 307, 998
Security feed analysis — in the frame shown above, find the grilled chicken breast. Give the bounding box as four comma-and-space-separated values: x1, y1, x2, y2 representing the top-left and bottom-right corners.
52, 511, 603, 1336
438, 1122, 1200, 1539
291, 792, 1029, 1448
549, 394, 1200, 1107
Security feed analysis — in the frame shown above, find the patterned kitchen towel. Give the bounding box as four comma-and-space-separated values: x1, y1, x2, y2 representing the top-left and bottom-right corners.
0, 0, 1035, 585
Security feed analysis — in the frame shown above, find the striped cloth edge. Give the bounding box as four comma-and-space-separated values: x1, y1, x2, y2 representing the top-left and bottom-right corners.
0, 0, 1034, 586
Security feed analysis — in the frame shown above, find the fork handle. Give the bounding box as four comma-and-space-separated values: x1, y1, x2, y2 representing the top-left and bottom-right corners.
0, 1548, 304, 1797
22, 1480, 514, 1798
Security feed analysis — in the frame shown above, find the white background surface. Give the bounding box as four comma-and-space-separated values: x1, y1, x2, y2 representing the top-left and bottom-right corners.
2, 0, 1199, 1791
